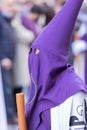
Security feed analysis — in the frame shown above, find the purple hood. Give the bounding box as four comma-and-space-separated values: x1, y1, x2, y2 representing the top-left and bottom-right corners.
26, 0, 87, 129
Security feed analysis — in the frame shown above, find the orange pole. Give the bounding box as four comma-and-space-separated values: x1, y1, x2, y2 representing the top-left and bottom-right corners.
74, 31, 80, 40
16, 93, 27, 130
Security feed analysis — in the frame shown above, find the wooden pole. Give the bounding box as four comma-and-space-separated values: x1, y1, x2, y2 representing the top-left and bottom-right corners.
16, 93, 27, 130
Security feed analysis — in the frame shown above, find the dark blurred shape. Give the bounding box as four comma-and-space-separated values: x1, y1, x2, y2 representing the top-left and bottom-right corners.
30, 4, 43, 22
31, 4, 43, 14
21, 5, 43, 38
41, 4, 55, 26
13, 86, 22, 113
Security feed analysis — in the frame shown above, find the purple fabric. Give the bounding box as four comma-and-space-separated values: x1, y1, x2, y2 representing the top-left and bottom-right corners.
21, 16, 39, 37
81, 33, 87, 42
36, 110, 50, 130
26, 0, 87, 129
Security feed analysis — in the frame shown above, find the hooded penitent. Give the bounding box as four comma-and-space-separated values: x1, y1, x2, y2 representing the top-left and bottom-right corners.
26, 0, 87, 129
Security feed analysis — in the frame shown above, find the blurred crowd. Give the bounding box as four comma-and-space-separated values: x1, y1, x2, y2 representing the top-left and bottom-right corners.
0, 0, 87, 126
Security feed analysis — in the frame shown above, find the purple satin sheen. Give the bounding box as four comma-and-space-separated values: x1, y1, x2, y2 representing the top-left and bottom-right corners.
26, 0, 87, 129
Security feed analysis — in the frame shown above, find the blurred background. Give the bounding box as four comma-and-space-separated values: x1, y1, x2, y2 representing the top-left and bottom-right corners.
0, 0, 87, 130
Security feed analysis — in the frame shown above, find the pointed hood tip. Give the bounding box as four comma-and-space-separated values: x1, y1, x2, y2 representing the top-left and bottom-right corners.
32, 0, 84, 57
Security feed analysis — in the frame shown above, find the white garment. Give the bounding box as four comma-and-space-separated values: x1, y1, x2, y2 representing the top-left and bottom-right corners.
72, 40, 87, 55
72, 40, 86, 81
12, 18, 35, 87
0, 67, 8, 130
51, 91, 87, 130
74, 53, 85, 82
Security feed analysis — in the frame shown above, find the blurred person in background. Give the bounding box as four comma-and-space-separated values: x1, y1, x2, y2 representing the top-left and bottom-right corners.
68, 1, 87, 66
68, 15, 82, 65
26, 0, 87, 129
12, 6, 35, 92
17, 0, 31, 15
21, 4, 44, 38
72, 9, 87, 85
21, 4, 55, 39
72, 34, 87, 82
40, 4, 55, 26
0, 0, 17, 124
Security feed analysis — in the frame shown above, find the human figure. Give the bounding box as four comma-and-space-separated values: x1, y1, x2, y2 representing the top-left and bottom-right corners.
12, 8, 35, 89
26, 0, 87, 129
0, 0, 17, 124
72, 33, 87, 84
21, 5, 43, 38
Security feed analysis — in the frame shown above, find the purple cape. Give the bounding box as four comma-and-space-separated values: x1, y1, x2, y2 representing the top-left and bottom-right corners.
26, 0, 87, 129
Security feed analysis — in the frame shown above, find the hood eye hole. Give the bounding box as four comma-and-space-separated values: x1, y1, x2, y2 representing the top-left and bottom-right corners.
29, 48, 32, 53
34, 48, 40, 55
